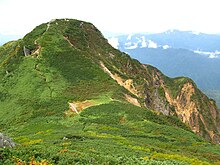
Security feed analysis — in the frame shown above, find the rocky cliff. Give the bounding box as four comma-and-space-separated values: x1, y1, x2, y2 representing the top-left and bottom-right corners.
147, 66, 220, 144
98, 49, 220, 143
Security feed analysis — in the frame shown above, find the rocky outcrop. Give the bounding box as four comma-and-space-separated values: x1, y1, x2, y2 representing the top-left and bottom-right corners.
23, 46, 30, 56
145, 67, 220, 144
100, 61, 140, 97
0, 133, 16, 148
164, 82, 220, 144
99, 53, 220, 143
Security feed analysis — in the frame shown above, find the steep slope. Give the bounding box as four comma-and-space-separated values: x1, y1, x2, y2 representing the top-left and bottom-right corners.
122, 47, 220, 105
0, 19, 220, 164
123, 47, 220, 90
149, 67, 220, 143
112, 33, 220, 107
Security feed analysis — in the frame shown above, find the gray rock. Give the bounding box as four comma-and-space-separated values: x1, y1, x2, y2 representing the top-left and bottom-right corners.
0, 133, 16, 148
23, 46, 31, 56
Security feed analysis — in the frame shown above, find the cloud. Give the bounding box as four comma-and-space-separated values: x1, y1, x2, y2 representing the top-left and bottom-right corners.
209, 54, 218, 59
127, 34, 133, 40
108, 37, 119, 49
125, 42, 138, 49
194, 50, 220, 58
140, 36, 147, 48
163, 45, 170, 49
1, 0, 220, 35
148, 40, 158, 48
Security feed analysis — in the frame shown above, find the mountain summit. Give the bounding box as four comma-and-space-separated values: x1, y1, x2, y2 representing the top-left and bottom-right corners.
0, 19, 220, 164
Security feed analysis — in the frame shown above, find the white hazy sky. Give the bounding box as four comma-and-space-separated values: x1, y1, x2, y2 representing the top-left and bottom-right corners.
0, 0, 220, 36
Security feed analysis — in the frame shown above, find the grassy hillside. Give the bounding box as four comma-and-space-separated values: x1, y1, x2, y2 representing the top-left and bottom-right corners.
1, 102, 220, 164
0, 19, 220, 164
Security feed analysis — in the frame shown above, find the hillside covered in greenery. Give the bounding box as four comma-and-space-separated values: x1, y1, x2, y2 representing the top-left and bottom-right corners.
0, 19, 220, 164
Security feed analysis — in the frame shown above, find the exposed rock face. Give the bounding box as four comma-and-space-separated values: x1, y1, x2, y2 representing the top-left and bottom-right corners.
23, 46, 30, 56
100, 61, 140, 97
100, 52, 220, 143
98, 46, 220, 144
100, 55, 220, 143
124, 94, 141, 107
164, 83, 199, 128
0, 133, 16, 148
141, 66, 174, 116
146, 67, 220, 144
168, 84, 220, 144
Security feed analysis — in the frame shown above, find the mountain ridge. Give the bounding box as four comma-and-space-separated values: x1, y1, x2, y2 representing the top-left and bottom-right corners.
1, 18, 220, 142
110, 30, 220, 51
1, 19, 220, 164
111, 32, 220, 107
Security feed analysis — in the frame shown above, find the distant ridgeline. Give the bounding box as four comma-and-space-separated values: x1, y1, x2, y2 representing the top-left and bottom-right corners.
0, 34, 22, 46
109, 31, 220, 106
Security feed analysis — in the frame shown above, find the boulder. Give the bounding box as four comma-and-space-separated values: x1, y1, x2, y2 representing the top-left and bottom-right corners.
0, 133, 15, 148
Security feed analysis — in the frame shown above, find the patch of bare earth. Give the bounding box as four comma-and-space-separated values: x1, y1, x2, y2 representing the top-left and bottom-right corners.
124, 94, 141, 107
164, 83, 198, 129
65, 101, 94, 116
100, 61, 139, 97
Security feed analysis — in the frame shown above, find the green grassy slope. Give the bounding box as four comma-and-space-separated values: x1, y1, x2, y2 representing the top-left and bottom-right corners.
0, 19, 220, 164
1, 102, 220, 164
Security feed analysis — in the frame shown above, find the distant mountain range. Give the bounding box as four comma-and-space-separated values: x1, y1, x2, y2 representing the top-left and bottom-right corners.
109, 30, 220, 52
0, 34, 21, 46
107, 30, 220, 105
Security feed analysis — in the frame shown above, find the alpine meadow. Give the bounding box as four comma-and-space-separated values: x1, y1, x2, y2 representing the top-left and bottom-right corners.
0, 19, 220, 164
